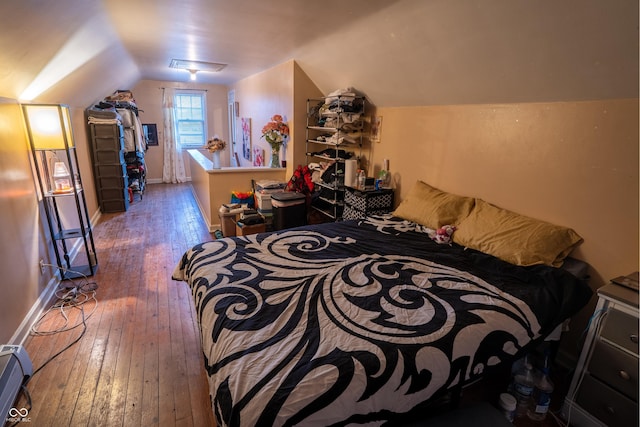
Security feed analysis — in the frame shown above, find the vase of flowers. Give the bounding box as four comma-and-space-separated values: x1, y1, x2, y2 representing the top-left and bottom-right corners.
205, 137, 226, 169
261, 114, 289, 168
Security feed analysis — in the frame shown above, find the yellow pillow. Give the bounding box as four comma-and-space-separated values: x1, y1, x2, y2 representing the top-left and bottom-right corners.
453, 199, 583, 267
393, 180, 475, 229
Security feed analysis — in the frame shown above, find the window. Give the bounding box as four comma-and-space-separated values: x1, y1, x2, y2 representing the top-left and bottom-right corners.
174, 91, 207, 148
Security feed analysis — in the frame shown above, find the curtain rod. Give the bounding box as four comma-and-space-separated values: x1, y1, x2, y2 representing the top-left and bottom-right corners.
159, 87, 208, 91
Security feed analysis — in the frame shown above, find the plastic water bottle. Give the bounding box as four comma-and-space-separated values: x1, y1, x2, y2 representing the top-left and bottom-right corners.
512, 357, 535, 418
528, 354, 554, 421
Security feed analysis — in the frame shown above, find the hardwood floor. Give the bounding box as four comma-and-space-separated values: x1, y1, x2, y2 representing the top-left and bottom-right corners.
15, 183, 216, 427
459, 360, 574, 427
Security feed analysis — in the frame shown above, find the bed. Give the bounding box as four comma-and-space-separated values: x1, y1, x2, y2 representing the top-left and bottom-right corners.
172, 181, 592, 426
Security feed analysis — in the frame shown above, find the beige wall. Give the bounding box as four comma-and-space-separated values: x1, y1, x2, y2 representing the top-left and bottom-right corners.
293, 62, 324, 170
370, 99, 639, 284
129, 79, 230, 182
368, 98, 639, 363
230, 59, 323, 178
230, 60, 295, 173
0, 100, 52, 343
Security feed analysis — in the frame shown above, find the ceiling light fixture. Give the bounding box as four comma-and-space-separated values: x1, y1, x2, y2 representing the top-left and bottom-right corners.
170, 59, 227, 81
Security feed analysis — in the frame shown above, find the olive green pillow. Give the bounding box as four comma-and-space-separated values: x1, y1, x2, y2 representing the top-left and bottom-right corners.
393, 180, 475, 229
453, 199, 583, 267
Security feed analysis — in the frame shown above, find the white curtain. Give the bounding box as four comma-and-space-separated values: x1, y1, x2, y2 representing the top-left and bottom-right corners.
162, 88, 186, 183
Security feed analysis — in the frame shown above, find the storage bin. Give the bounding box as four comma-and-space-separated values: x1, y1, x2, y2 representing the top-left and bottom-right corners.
93, 136, 124, 151
101, 197, 129, 213
97, 175, 127, 189
95, 163, 127, 178
91, 123, 123, 139
95, 149, 125, 165
255, 192, 273, 214
272, 192, 307, 231
343, 187, 394, 220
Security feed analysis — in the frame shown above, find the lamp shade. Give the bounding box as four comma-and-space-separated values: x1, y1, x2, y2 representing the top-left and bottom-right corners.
22, 104, 74, 149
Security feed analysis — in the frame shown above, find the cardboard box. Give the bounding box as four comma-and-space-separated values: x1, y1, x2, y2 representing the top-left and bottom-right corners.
236, 222, 266, 236
255, 192, 273, 211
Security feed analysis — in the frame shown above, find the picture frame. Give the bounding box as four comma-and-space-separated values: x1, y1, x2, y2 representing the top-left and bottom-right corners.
241, 118, 251, 160
142, 123, 158, 146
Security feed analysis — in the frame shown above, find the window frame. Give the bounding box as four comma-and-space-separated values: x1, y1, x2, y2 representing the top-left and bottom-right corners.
173, 90, 208, 149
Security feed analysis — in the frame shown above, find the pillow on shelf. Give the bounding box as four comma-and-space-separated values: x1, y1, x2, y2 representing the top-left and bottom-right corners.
393, 180, 475, 229
453, 198, 583, 267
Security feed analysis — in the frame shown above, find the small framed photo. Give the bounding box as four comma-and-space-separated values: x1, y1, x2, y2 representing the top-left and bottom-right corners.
142, 123, 158, 146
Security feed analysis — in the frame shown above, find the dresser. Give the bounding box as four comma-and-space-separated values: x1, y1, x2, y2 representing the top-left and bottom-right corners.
561, 282, 639, 427
89, 123, 129, 212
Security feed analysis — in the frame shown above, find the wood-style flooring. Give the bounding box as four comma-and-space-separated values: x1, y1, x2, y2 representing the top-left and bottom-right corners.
14, 183, 568, 427
15, 183, 216, 426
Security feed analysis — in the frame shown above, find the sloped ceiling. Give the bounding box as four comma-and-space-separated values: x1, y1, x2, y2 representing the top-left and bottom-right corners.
0, 0, 637, 107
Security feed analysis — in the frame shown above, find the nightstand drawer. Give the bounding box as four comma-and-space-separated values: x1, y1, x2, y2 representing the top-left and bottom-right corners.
576, 374, 638, 427
588, 340, 638, 400
600, 309, 639, 353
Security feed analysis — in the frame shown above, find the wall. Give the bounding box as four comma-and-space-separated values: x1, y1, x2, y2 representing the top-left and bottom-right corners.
128, 79, 230, 183
230, 60, 294, 173
293, 62, 324, 170
0, 99, 52, 343
229, 60, 324, 179
368, 98, 639, 362
0, 99, 101, 344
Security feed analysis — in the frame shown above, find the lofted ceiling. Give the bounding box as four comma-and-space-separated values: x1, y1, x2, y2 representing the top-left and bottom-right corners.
0, 0, 637, 108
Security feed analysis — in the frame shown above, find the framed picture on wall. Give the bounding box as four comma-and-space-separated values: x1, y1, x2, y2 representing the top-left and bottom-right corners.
253, 148, 264, 166
142, 123, 158, 146
241, 118, 251, 160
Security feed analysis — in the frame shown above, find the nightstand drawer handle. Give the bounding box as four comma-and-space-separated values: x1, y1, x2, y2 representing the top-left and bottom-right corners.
618, 370, 631, 381
605, 406, 615, 415
630, 334, 638, 344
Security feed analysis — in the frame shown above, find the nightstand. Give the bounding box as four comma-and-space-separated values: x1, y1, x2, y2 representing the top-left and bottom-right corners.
343, 187, 394, 220
561, 281, 639, 427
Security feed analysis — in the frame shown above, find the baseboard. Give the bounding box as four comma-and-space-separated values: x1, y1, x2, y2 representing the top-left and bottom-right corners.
10, 212, 101, 346
146, 177, 192, 185
91, 208, 101, 227
188, 185, 217, 232
8, 275, 60, 346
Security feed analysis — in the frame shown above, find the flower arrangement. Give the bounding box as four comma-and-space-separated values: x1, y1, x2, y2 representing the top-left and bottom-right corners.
261, 115, 289, 150
205, 137, 226, 153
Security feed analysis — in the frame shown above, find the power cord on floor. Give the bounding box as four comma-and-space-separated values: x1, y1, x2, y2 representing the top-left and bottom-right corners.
6, 266, 99, 426
29, 265, 99, 376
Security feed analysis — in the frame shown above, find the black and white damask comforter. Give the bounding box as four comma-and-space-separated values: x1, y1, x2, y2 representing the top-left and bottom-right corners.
173, 216, 591, 426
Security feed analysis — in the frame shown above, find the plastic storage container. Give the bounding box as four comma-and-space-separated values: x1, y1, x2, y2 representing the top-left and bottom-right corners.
499, 393, 517, 422
272, 192, 307, 231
